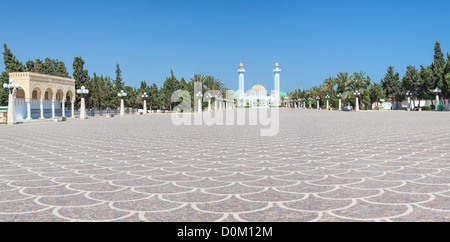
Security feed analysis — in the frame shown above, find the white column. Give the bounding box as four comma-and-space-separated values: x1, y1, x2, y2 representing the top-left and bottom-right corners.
339, 99, 342, 111
71, 100, 75, 118
273, 63, 281, 106
238, 63, 245, 94
407, 97, 411, 111
317, 100, 319, 110
61, 100, 66, 117
208, 100, 211, 112
120, 98, 125, 116
26, 98, 31, 120
80, 97, 86, 119
355, 97, 359, 111
40, 99, 44, 119
7, 91, 15, 125
51, 99, 56, 118
143, 100, 147, 114
435, 94, 439, 111
214, 99, 217, 111
198, 99, 202, 113
326, 99, 329, 111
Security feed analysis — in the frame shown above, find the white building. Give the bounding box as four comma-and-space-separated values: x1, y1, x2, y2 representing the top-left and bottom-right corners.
235, 62, 287, 108
373, 99, 449, 110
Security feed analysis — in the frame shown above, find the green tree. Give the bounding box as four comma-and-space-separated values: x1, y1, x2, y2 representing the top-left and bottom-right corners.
39, 58, 57, 75
113, 64, 124, 91
369, 82, 384, 109
1, 43, 26, 106
381, 66, 401, 109
72, 57, 90, 108
322, 76, 335, 95
26, 59, 41, 72
162, 70, 180, 110
55, 61, 70, 77
148, 83, 160, 110
401, 65, 420, 107
335, 72, 350, 94
89, 73, 106, 109
439, 53, 450, 101
362, 88, 371, 110
136, 81, 150, 109
103, 76, 116, 108
418, 66, 434, 107
432, 42, 445, 88
122, 86, 137, 108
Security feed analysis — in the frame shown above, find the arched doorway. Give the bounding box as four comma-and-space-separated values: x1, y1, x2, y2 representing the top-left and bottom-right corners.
31, 86, 42, 119
44, 88, 54, 118
65, 90, 74, 117
15, 87, 26, 119
55, 89, 64, 117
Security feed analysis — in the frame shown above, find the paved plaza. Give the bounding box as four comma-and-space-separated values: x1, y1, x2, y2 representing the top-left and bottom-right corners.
0, 109, 449, 222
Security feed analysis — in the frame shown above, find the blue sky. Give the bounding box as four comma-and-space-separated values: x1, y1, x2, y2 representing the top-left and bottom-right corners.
1, 0, 449, 93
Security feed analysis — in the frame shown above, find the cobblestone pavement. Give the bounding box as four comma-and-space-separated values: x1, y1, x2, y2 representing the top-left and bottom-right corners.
0, 109, 449, 222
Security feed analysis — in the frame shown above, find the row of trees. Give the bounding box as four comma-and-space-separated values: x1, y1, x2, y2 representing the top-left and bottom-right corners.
0, 43, 229, 110
290, 41, 450, 110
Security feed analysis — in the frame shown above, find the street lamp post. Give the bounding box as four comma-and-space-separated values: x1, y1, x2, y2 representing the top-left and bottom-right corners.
325, 95, 330, 111
405, 91, 412, 111
214, 95, 218, 111
118, 90, 127, 116
303, 98, 306, 109
316, 96, 320, 110
337, 93, 342, 111
196, 92, 203, 113
433, 88, 441, 111
353, 91, 360, 111
3, 79, 20, 125
206, 93, 213, 112
142, 92, 148, 114
76, 86, 89, 119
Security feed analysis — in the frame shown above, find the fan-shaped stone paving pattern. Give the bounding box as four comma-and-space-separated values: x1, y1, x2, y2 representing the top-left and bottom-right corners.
0, 109, 449, 222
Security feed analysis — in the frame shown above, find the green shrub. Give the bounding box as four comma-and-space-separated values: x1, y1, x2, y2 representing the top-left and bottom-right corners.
422, 106, 431, 111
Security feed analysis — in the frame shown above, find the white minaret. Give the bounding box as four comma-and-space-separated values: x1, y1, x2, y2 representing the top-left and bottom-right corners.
238, 62, 245, 94
273, 62, 281, 105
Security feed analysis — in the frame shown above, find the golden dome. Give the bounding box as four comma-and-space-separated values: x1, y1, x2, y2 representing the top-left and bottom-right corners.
275, 62, 279, 67
239, 62, 244, 67
251, 84, 266, 92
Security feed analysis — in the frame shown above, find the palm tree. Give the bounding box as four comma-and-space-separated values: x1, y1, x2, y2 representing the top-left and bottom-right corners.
310, 86, 321, 98
204, 75, 228, 98
350, 71, 370, 91
335, 72, 350, 94
343, 71, 371, 109
323, 76, 336, 95
189, 74, 207, 86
